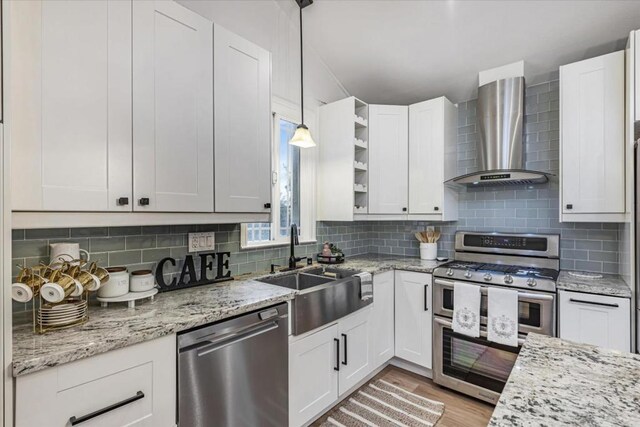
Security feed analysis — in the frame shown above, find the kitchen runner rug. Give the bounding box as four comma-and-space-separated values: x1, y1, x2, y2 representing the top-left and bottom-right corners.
320, 378, 445, 427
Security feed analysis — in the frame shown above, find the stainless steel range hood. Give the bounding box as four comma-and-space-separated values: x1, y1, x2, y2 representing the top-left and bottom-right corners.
448, 76, 552, 186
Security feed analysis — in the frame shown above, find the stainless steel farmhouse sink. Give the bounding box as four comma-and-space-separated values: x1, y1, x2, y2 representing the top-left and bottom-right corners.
258, 267, 371, 335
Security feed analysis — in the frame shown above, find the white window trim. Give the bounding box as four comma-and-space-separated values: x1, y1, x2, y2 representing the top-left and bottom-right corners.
241, 96, 317, 249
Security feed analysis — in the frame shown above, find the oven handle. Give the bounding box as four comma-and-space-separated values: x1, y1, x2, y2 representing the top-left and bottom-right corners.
433, 278, 555, 301
433, 317, 527, 346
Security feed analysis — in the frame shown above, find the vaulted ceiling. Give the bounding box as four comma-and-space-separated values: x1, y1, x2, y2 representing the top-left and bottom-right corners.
301, 0, 640, 104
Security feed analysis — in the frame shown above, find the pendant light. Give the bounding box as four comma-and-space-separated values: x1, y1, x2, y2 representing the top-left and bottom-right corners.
289, 0, 316, 148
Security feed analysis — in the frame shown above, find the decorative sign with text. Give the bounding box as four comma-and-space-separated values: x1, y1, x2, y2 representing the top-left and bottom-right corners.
155, 251, 233, 292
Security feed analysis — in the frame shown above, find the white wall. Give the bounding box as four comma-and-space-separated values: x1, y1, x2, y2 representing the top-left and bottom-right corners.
177, 0, 348, 107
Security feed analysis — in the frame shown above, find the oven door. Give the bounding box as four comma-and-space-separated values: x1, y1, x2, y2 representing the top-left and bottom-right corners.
432, 278, 555, 336
432, 316, 524, 405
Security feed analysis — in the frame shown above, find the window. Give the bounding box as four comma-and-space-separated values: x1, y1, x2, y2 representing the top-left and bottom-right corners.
241, 98, 315, 248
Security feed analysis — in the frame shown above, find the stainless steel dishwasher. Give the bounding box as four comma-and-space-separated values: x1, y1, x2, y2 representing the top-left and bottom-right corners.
177, 302, 288, 427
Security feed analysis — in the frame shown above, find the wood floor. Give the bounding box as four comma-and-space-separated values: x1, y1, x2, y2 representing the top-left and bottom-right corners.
312, 365, 495, 427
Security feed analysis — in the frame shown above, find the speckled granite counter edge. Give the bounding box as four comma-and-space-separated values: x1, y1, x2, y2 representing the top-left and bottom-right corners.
557, 270, 632, 298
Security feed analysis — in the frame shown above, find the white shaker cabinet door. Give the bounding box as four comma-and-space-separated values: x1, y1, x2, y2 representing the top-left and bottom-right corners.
559, 290, 630, 353
394, 271, 432, 369
636, 30, 640, 122
10, 0, 132, 211
560, 51, 624, 215
214, 24, 272, 213
289, 324, 339, 427
370, 271, 395, 367
133, 1, 214, 212
368, 105, 409, 214
338, 307, 373, 395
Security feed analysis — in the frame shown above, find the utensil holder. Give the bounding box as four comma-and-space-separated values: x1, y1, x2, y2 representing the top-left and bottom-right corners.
420, 243, 437, 260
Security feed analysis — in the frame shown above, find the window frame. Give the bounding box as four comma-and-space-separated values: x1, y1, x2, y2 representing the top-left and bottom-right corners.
240, 97, 317, 249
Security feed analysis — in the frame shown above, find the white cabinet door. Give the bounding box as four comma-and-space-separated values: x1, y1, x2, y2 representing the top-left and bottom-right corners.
289, 324, 339, 427
370, 271, 395, 367
214, 24, 272, 213
394, 271, 432, 369
338, 307, 373, 395
369, 105, 408, 214
560, 51, 624, 215
559, 290, 630, 352
10, 0, 132, 211
15, 335, 175, 427
636, 30, 640, 122
133, 1, 213, 212
408, 97, 457, 219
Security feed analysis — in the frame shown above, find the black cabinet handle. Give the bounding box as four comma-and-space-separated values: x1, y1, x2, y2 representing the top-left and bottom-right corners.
424, 284, 429, 311
333, 338, 340, 371
116, 197, 129, 206
402, 207, 407, 212
341, 333, 348, 366
434, 206, 440, 211
138, 198, 150, 206
569, 298, 619, 308
566, 204, 573, 210
69, 391, 145, 425
264, 202, 271, 209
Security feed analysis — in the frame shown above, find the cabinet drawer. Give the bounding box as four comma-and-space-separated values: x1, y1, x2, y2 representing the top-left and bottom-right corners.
559, 290, 630, 352
58, 363, 153, 426
16, 335, 175, 427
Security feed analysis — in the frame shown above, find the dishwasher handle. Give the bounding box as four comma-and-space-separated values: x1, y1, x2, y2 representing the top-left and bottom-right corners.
183, 320, 280, 357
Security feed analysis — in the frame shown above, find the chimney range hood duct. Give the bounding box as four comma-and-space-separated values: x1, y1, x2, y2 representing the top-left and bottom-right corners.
448, 76, 552, 186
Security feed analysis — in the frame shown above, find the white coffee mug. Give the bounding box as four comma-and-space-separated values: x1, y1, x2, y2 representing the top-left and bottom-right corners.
49, 243, 89, 267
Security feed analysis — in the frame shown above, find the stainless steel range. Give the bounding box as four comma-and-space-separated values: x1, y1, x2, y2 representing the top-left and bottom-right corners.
432, 231, 559, 404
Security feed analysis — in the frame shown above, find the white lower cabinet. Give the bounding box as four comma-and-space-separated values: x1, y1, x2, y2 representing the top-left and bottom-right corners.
338, 307, 373, 394
289, 307, 374, 427
394, 271, 432, 369
289, 324, 339, 427
559, 290, 631, 352
15, 335, 175, 427
370, 271, 395, 366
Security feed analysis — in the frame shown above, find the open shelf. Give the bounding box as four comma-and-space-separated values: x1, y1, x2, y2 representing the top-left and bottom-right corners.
354, 138, 368, 150
354, 184, 368, 193
354, 161, 368, 171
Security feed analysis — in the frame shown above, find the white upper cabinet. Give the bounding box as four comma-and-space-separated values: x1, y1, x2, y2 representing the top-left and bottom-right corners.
214, 24, 272, 213
408, 97, 458, 220
10, 0, 132, 211
133, 0, 214, 212
369, 105, 409, 214
560, 51, 625, 221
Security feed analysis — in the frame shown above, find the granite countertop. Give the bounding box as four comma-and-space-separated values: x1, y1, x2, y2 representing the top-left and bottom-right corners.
489, 333, 640, 426
12, 254, 445, 377
341, 253, 448, 274
557, 270, 632, 298
13, 278, 296, 377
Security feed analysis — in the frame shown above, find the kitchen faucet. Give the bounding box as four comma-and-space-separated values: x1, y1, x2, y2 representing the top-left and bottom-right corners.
288, 224, 307, 269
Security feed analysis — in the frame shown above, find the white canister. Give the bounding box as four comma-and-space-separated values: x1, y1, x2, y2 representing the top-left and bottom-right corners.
420, 243, 438, 261
130, 270, 155, 292
97, 267, 129, 298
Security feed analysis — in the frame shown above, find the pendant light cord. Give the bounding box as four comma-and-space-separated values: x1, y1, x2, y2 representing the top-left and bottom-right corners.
299, 5, 304, 125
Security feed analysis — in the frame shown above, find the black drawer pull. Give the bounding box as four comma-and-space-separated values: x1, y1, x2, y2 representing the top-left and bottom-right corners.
70, 391, 145, 425
138, 198, 150, 206
402, 207, 407, 212
116, 197, 129, 206
566, 204, 573, 210
434, 206, 439, 211
264, 202, 271, 209
424, 284, 429, 311
569, 298, 619, 308
341, 333, 348, 366
334, 338, 340, 371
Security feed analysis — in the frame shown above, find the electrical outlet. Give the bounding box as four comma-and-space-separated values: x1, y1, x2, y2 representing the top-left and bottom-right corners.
188, 232, 216, 253
426, 226, 435, 232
